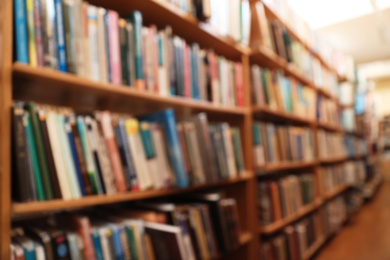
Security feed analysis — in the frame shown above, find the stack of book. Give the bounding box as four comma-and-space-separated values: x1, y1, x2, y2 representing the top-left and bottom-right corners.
253, 122, 315, 167
318, 165, 347, 195
12, 102, 245, 202
260, 197, 347, 260
163, 0, 251, 45
344, 161, 365, 186
344, 135, 367, 157
257, 174, 317, 226
13, 4, 245, 107
317, 130, 346, 160
317, 97, 339, 126
10, 193, 242, 259
251, 65, 316, 119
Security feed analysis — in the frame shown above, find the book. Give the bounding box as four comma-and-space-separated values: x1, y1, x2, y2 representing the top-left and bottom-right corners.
54, 0, 68, 72
14, 0, 29, 63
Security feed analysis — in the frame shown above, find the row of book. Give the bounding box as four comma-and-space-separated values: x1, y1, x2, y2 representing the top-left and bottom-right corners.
260, 197, 347, 260
250, 65, 316, 119
317, 130, 346, 160
317, 97, 339, 126
260, 0, 356, 80
318, 165, 347, 195
257, 174, 316, 226
12, 102, 245, 202
11, 192, 242, 259
164, 0, 251, 45
14, 2, 245, 107
344, 136, 367, 157
253, 3, 341, 91
344, 161, 366, 186
341, 109, 357, 132
253, 122, 315, 167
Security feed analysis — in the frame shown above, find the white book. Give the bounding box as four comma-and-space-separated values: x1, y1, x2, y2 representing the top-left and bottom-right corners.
46, 112, 73, 200
221, 123, 237, 178
89, 117, 117, 194
229, 0, 241, 41
57, 115, 81, 199
35, 242, 46, 260
158, 31, 169, 96
81, 2, 90, 77
218, 58, 228, 106
125, 119, 153, 190
73, 0, 85, 76
67, 233, 82, 260
87, 5, 100, 81
97, 8, 108, 83
99, 227, 113, 260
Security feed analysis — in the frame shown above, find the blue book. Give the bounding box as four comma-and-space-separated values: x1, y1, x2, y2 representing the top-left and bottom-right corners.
91, 229, 104, 260
191, 44, 200, 99
110, 224, 124, 260
65, 117, 86, 196
140, 109, 189, 187
14, 0, 29, 63
54, 0, 67, 72
20, 239, 36, 260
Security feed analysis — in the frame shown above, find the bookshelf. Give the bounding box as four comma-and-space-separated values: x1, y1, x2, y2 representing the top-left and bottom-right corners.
0, 0, 367, 259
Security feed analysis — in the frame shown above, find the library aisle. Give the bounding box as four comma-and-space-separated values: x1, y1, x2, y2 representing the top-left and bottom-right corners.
317, 182, 389, 260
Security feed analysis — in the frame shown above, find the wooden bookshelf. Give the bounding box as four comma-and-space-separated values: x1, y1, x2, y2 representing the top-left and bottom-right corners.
12, 173, 253, 216
317, 88, 339, 103
317, 122, 342, 132
303, 235, 327, 260
323, 185, 349, 201
252, 106, 315, 125
259, 199, 322, 234
256, 161, 319, 174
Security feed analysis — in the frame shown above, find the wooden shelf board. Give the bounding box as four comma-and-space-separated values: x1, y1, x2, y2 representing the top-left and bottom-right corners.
12, 64, 249, 118
316, 88, 339, 103
344, 130, 365, 137
256, 161, 319, 174
87, 0, 248, 60
317, 122, 342, 132
319, 157, 348, 164
252, 106, 315, 125
323, 185, 349, 201
12, 173, 253, 216
303, 235, 327, 260
259, 199, 322, 234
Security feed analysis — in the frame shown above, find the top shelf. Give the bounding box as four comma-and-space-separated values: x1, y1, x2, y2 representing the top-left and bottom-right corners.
88, 0, 249, 60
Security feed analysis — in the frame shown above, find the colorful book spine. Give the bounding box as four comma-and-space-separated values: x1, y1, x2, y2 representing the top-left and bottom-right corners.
87, 5, 100, 81
33, 0, 44, 66
108, 11, 122, 85
14, 0, 29, 63
54, 0, 68, 72
26, 0, 37, 66
130, 11, 144, 90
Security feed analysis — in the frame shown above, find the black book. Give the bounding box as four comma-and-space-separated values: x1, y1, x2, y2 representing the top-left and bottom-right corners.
12, 102, 36, 202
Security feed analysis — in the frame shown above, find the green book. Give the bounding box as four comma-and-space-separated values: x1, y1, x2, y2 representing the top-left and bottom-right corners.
130, 11, 143, 84
252, 123, 261, 146
119, 19, 129, 85
232, 128, 245, 173
125, 225, 138, 260
26, 115, 45, 200
139, 122, 156, 159
26, 102, 53, 199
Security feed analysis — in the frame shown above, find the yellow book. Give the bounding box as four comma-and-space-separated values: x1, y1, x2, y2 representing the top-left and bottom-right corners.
26, 0, 37, 67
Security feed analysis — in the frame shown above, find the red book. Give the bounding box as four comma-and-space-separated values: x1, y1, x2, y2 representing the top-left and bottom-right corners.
99, 111, 127, 192
235, 63, 244, 107
269, 181, 282, 221
69, 215, 96, 260
108, 11, 122, 85
183, 44, 192, 98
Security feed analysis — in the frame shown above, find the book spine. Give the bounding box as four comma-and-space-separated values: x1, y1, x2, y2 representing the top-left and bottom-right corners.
157, 32, 168, 96
151, 124, 173, 187
119, 119, 139, 190
87, 5, 100, 81
63, 0, 78, 74
232, 128, 245, 173
190, 44, 200, 99
130, 11, 144, 90
65, 117, 86, 196
221, 124, 237, 178
26, 103, 53, 199
125, 21, 135, 86
33, 0, 44, 66
100, 112, 127, 192
108, 11, 122, 85
12, 105, 33, 201
183, 44, 192, 98
54, 0, 68, 72
97, 8, 108, 82
74, 0, 84, 76
235, 63, 244, 107
26, 0, 37, 66
26, 115, 46, 200
113, 120, 133, 190
119, 19, 129, 85
14, 0, 29, 63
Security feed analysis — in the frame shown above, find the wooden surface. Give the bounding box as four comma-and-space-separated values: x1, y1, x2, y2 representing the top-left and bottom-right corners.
256, 161, 319, 174
316, 183, 387, 260
0, 0, 13, 257
252, 106, 315, 125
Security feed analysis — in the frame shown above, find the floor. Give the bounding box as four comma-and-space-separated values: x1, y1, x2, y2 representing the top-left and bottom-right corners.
316, 182, 390, 260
